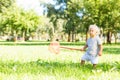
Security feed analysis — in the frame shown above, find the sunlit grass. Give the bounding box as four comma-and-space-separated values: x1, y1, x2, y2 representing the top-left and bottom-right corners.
0, 45, 120, 80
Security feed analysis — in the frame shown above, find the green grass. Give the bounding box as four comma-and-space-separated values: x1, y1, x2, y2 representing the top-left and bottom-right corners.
0, 41, 85, 46
0, 45, 120, 80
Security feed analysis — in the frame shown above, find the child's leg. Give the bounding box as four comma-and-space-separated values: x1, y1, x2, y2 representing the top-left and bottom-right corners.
93, 64, 97, 69
81, 60, 85, 65
91, 57, 98, 69
81, 53, 88, 66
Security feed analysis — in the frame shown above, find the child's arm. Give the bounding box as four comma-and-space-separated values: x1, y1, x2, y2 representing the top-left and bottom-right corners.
70, 44, 88, 51
98, 44, 103, 56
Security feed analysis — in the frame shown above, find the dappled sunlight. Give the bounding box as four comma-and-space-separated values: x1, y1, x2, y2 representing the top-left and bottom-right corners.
0, 46, 83, 63
1, 0, 120, 79
0, 45, 120, 79
0, 58, 120, 79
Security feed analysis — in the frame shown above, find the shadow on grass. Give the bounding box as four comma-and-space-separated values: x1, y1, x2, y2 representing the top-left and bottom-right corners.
103, 47, 120, 54
0, 59, 120, 74
98, 62, 120, 71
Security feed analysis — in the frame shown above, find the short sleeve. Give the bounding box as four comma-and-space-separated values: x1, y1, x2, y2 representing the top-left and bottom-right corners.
97, 37, 102, 45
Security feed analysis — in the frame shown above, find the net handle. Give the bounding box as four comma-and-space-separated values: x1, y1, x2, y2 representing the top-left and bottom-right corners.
60, 46, 82, 51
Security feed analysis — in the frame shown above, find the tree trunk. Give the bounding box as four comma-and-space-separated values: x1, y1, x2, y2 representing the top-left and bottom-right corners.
12, 30, 17, 42
86, 31, 89, 42
99, 28, 103, 39
107, 30, 112, 44
85, 27, 89, 42
22, 31, 25, 41
14, 31, 18, 42
114, 33, 117, 44
72, 31, 75, 42
68, 32, 71, 42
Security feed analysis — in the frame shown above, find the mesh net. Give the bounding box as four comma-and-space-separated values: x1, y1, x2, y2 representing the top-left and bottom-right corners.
48, 41, 60, 54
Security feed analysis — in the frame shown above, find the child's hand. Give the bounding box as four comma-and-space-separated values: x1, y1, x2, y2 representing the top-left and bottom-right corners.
81, 45, 87, 51
98, 51, 102, 56
80, 48, 84, 51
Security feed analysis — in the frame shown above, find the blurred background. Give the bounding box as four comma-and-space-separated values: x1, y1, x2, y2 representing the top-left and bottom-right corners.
0, 0, 120, 44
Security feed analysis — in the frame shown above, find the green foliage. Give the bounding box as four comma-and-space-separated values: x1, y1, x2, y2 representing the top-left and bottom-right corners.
0, 0, 15, 12
0, 41, 85, 45
46, 0, 120, 43
0, 5, 41, 41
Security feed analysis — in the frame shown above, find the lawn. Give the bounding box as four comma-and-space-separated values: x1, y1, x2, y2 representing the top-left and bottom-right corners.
0, 44, 120, 80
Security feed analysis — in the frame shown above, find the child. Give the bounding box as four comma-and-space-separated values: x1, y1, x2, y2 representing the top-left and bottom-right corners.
80, 25, 103, 69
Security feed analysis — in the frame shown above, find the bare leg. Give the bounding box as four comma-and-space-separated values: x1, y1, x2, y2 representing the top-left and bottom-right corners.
81, 60, 85, 66
93, 64, 97, 69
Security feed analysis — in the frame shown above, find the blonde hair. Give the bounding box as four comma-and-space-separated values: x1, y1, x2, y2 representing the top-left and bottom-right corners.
89, 25, 100, 35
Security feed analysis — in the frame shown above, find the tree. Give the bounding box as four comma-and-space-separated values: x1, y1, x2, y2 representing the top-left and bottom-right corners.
42, 0, 120, 43
0, 5, 41, 41
0, 0, 15, 12
43, 0, 67, 40
82, 0, 120, 43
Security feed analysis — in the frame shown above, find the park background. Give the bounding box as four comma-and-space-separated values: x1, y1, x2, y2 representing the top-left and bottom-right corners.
0, 0, 120, 80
